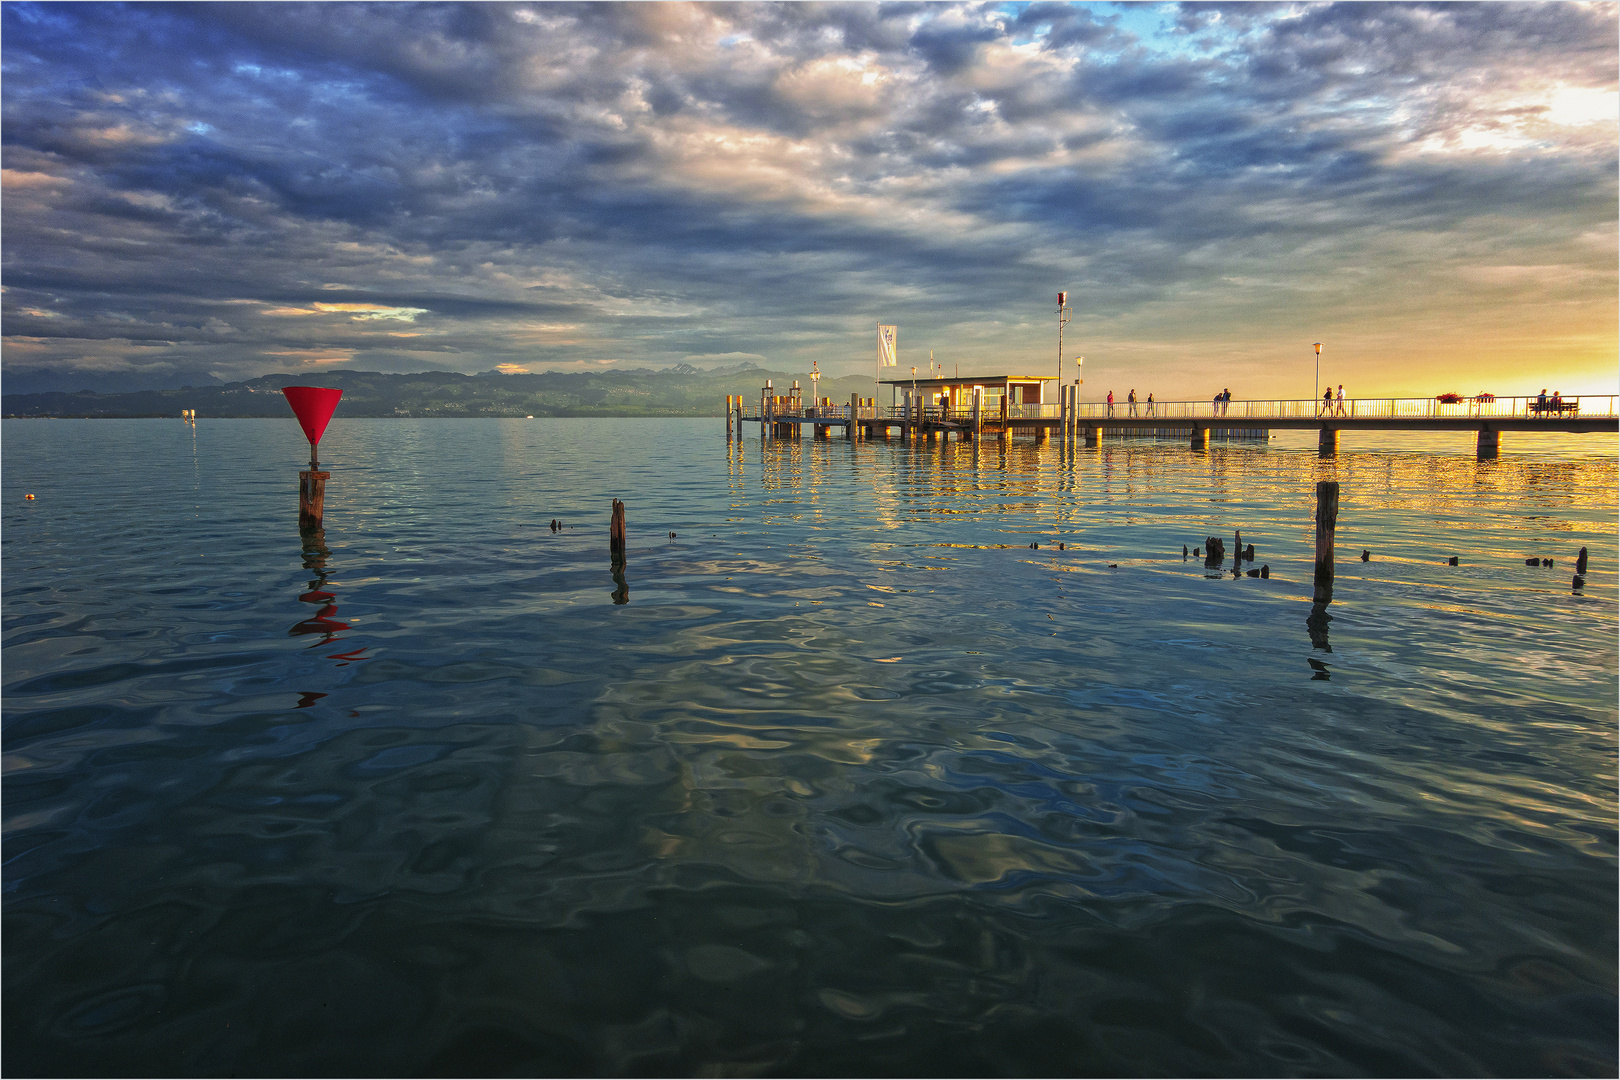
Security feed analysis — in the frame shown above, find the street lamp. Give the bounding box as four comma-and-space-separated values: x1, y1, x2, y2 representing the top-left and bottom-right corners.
1313, 342, 1324, 408
1057, 292, 1070, 384
809, 359, 820, 411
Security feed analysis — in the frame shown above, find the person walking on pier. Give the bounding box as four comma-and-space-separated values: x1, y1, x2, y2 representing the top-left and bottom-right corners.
1320, 387, 1333, 417
1335, 384, 1347, 416
1537, 388, 1548, 415
1128, 389, 1137, 417
1146, 393, 1155, 418
1107, 390, 1115, 417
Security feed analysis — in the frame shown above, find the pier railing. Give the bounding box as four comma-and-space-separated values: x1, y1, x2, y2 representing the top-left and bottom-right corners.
743, 396, 1617, 423
1072, 396, 1617, 421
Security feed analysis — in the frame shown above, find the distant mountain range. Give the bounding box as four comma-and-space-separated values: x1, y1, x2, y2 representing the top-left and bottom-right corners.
2, 366, 887, 419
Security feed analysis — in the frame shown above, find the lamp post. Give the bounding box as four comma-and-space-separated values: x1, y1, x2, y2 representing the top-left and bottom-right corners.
809, 359, 820, 412
1313, 342, 1324, 410
1057, 292, 1070, 384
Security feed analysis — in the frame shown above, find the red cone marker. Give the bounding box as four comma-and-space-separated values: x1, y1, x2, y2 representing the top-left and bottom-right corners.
281, 386, 343, 468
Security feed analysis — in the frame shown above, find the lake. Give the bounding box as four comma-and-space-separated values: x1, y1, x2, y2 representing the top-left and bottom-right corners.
3, 417, 1615, 1076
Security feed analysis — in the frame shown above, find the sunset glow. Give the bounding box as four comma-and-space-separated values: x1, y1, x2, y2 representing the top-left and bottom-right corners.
3, 2, 1615, 398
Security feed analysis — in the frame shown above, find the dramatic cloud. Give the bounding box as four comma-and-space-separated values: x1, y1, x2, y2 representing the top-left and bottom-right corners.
3, 1, 1615, 397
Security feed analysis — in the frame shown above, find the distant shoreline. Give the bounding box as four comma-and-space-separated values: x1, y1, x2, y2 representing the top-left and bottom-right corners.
2, 412, 730, 420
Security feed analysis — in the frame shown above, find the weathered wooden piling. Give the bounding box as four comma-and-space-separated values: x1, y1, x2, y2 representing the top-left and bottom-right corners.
1190, 426, 1209, 450
1577, 547, 1589, 574
299, 470, 329, 532
1477, 427, 1500, 459
1313, 480, 1339, 603
1318, 426, 1339, 456
610, 499, 626, 566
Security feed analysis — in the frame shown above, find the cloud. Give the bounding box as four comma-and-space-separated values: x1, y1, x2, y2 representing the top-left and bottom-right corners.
1, 1, 1614, 396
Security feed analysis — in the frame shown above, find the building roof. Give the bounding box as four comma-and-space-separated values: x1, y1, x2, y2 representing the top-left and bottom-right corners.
877, 374, 1059, 387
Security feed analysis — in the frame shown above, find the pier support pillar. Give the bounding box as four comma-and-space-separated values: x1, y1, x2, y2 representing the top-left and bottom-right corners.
1036, 425, 1050, 445
1189, 427, 1209, 451
1084, 426, 1099, 447
299, 470, 329, 531
1318, 426, 1339, 456
1477, 427, 1500, 459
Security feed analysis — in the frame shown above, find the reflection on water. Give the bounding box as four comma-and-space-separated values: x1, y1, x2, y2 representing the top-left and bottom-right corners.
3, 419, 1615, 1076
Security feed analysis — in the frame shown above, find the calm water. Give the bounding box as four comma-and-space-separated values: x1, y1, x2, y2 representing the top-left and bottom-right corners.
4, 418, 1616, 1077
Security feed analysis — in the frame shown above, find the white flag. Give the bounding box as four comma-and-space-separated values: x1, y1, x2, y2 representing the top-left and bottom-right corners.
877, 325, 898, 367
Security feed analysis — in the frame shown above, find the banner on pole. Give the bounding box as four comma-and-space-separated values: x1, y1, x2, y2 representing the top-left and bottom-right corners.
877, 325, 898, 367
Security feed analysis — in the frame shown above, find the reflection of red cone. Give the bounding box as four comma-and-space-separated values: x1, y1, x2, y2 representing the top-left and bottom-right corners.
282, 386, 343, 448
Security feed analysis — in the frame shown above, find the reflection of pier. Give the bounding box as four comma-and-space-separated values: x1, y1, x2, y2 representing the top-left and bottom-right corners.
730, 381, 1618, 459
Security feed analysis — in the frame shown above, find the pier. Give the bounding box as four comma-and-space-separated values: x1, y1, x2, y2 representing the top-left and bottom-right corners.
729, 378, 1617, 458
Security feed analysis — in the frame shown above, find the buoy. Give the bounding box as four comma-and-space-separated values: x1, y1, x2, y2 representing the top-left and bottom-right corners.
25, 494, 35, 500
1029, 542, 1038, 549
669, 532, 677, 539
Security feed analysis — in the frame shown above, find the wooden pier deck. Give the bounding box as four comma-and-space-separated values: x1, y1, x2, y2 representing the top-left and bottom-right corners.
730, 394, 1618, 458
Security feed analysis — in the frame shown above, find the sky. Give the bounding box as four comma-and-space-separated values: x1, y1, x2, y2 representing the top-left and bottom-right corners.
3, 1, 1616, 399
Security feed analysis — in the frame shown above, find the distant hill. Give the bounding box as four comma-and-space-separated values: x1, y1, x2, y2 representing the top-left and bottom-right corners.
1, 367, 887, 419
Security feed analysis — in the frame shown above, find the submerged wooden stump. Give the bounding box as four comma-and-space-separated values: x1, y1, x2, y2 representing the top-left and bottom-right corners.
610, 499, 626, 566
1314, 481, 1339, 604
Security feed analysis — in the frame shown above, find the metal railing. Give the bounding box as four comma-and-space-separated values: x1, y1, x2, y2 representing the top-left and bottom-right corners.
740, 396, 1617, 424
1072, 396, 1617, 421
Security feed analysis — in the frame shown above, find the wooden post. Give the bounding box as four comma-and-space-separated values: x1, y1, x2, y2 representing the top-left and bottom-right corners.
971, 388, 981, 440
299, 470, 329, 531
610, 499, 626, 566
1318, 426, 1339, 456
1189, 426, 1209, 450
1477, 427, 1500, 459
848, 393, 859, 439
1314, 481, 1339, 604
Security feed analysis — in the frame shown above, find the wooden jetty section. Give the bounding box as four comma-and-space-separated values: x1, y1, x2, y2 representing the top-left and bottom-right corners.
733, 383, 1617, 458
